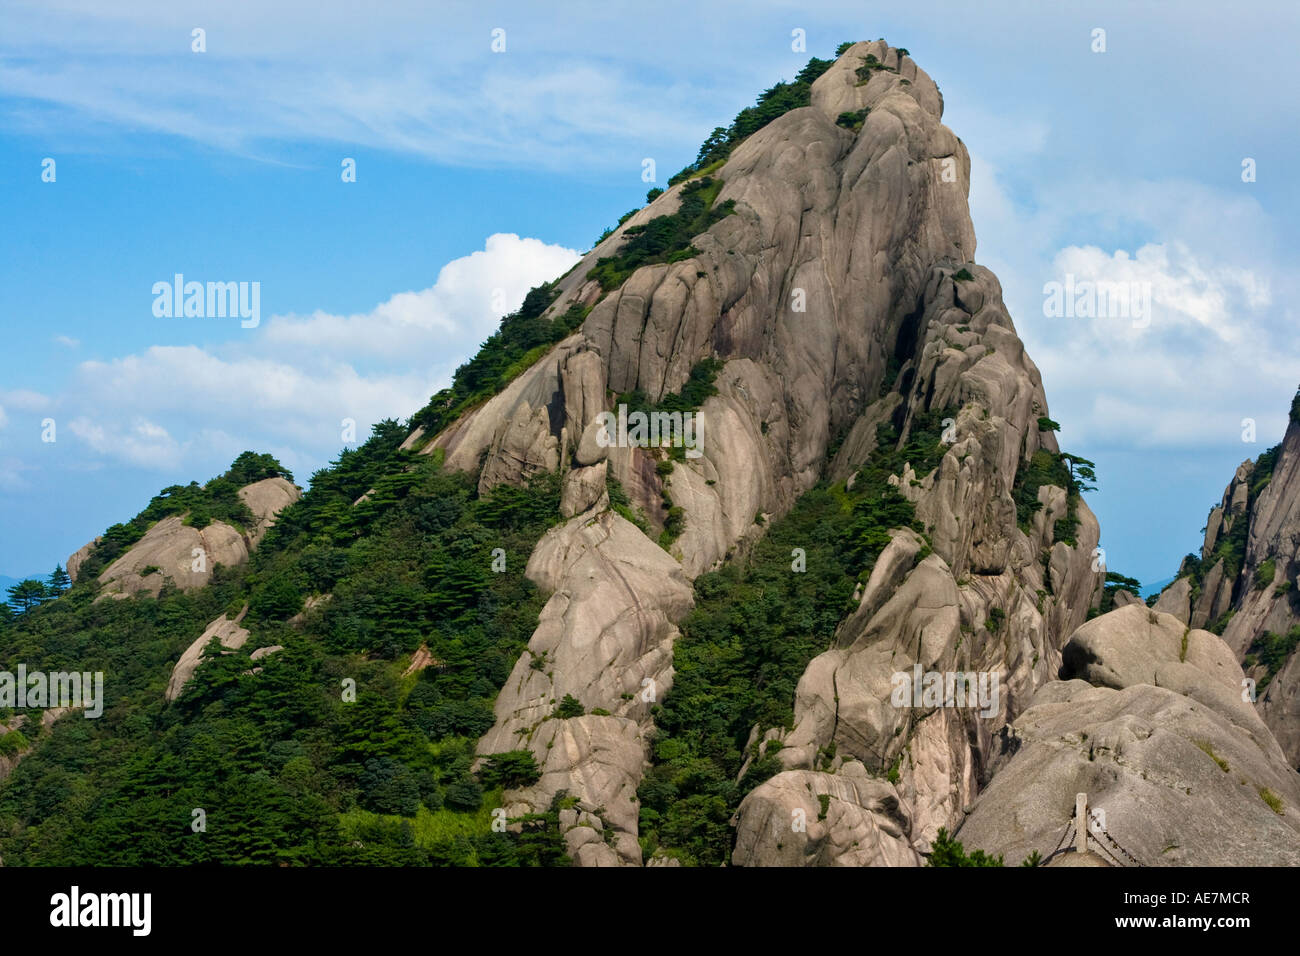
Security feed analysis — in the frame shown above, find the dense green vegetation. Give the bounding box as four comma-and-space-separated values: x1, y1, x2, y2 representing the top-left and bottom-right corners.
668, 55, 836, 185
408, 283, 589, 439
0, 436, 571, 865
1092, 572, 1143, 617
587, 178, 735, 292
638, 408, 953, 865
4, 567, 70, 617
1011, 441, 1096, 548
1245, 625, 1300, 693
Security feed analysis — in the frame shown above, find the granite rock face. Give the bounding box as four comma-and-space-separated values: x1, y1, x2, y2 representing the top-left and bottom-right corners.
70, 476, 300, 599
165, 607, 251, 703
732, 765, 921, 867
455, 40, 1111, 864
958, 606, 1300, 867
477, 510, 693, 864
443, 42, 1299, 865
1151, 402, 1300, 767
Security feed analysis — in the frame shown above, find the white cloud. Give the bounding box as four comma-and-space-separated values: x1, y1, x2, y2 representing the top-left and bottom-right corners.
49, 233, 580, 475
0, 389, 52, 412
0, 456, 34, 491
261, 233, 580, 359
67, 415, 182, 470
54, 335, 80, 348
966, 148, 1298, 455
1044, 241, 1270, 347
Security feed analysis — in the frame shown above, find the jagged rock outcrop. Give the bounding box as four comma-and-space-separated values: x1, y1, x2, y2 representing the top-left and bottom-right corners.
427, 40, 973, 570
165, 606, 251, 702
732, 765, 921, 866
733, 260, 1103, 862
958, 606, 1300, 866
76, 476, 300, 599
478, 509, 693, 864
441, 39, 1292, 867
1152, 400, 1300, 767
446, 40, 1112, 864
65, 537, 101, 584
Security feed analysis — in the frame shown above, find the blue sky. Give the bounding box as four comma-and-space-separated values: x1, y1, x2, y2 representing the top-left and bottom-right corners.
1, 0, 1297, 590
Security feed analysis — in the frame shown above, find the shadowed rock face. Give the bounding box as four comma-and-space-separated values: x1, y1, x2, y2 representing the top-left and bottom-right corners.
732, 260, 1104, 862
1153, 406, 1300, 767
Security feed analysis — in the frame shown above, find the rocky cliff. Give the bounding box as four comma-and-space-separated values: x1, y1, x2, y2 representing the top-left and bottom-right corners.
1153, 394, 1300, 768
418, 40, 1297, 866
397, 39, 1117, 864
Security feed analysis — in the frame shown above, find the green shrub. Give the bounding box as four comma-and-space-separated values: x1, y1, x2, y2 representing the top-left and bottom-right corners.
1254, 559, 1277, 590
0, 730, 29, 758
835, 108, 869, 131
1246, 625, 1300, 691
588, 178, 735, 291
554, 694, 585, 719
854, 53, 898, 85
668, 56, 836, 185
1260, 787, 1285, 814
1010, 448, 1095, 545
479, 750, 542, 790
927, 828, 1003, 866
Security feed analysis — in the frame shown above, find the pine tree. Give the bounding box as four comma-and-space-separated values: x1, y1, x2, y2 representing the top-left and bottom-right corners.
47, 564, 71, 596
5, 578, 48, 614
